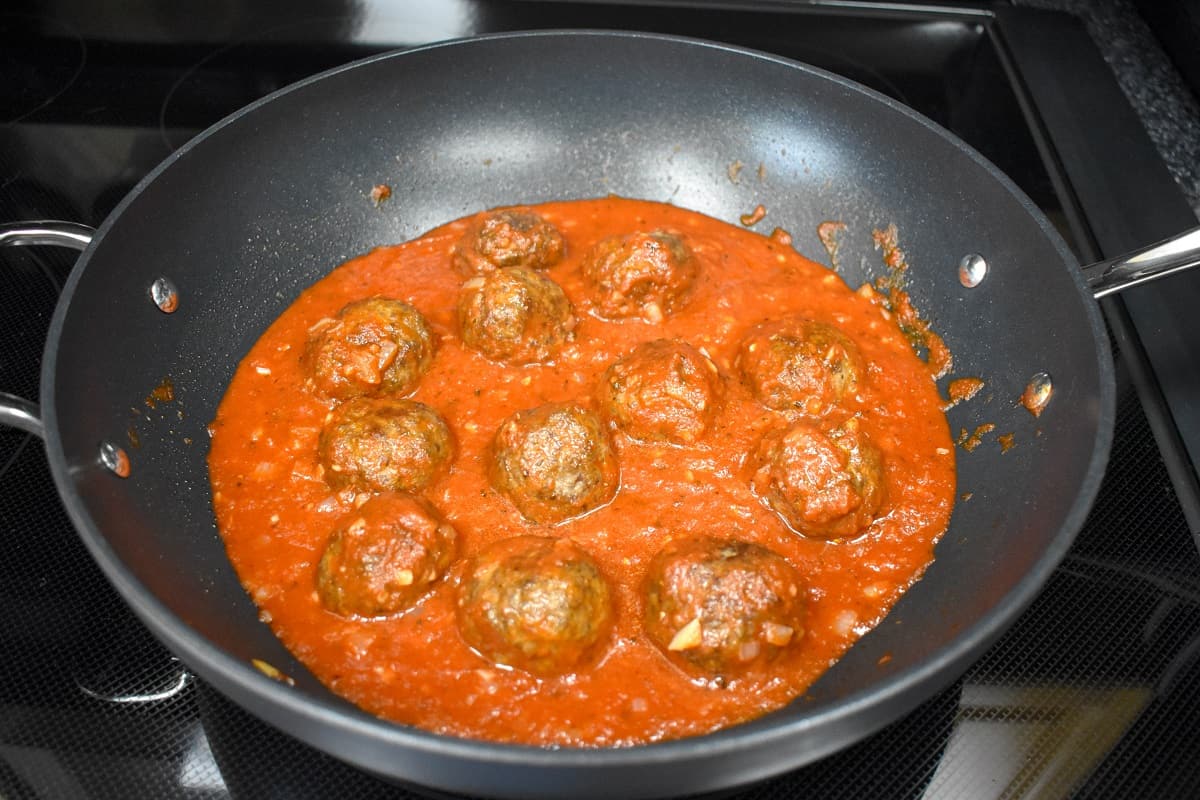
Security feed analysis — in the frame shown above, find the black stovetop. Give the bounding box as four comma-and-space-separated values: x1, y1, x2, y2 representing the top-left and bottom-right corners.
3, 2, 1200, 798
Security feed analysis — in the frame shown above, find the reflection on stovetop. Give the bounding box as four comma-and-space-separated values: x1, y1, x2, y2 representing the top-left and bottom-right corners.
3, 2, 1200, 799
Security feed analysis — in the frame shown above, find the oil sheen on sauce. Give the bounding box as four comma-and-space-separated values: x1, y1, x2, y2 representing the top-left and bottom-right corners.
207, 197, 956, 747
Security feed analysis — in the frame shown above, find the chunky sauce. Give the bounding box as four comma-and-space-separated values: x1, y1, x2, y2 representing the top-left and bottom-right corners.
208, 197, 955, 746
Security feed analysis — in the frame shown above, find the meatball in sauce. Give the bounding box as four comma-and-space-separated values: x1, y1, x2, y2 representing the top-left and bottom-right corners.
458, 266, 576, 364
582, 230, 697, 322
752, 419, 886, 540
737, 317, 865, 418
457, 535, 614, 676
596, 338, 722, 445
317, 493, 458, 618
318, 397, 453, 494
489, 403, 619, 524
305, 297, 435, 399
644, 536, 806, 677
452, 209, 566, 275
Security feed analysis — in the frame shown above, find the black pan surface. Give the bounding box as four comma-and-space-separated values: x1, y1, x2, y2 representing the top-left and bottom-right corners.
36, 31, 1112, 798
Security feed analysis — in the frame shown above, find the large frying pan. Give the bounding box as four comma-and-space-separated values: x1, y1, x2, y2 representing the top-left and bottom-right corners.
2, 31, 1199, 799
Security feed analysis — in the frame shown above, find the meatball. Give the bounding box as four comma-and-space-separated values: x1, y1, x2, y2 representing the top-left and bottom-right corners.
581, 231, 697, 321
751, 419, 886, 539
736, 318, 865, 417
489, 403, 618, 524
457, 536, 614, 676
596, 339, 722, 445
644, 536, 806, 676
452, 209, 566, 275
319, 397, 454, 493
317, 493, 458, 618
305, 297, 435, 399
458, 266, 577, 364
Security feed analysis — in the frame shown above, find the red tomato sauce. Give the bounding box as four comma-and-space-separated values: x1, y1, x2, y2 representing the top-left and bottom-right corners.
207, 197, 955, 747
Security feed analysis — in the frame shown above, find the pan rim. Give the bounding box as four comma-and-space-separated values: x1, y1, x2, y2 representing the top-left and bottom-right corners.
38, 26, 1116, 788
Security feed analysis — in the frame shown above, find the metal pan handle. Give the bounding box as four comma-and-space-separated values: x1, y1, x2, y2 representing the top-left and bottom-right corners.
1084, 225, 1200, 299
0, 221, 95, 439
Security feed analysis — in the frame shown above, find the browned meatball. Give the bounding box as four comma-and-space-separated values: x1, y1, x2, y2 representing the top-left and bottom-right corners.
596, 339, 722, 445
736, 318, 865, 417
305, 297, 435, 399
644, 536, 805, 676
751, 419, 886, 539
452, 209, 566, 275
457, 536, 614, 676
489, 403, 618, 524
317, 493, 458, 618
458, 266, 577, 364
581, 231, 697, 321
319, 397, 454, 493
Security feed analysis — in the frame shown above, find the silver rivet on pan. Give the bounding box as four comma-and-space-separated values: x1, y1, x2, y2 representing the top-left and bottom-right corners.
150, 278, 179, 313
958, 254, 987, 287
100, 441, 131, 478
1021, 372, 1054, 417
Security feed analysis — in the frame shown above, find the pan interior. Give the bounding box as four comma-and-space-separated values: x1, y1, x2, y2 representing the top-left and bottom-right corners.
42, 31, 1112, 793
